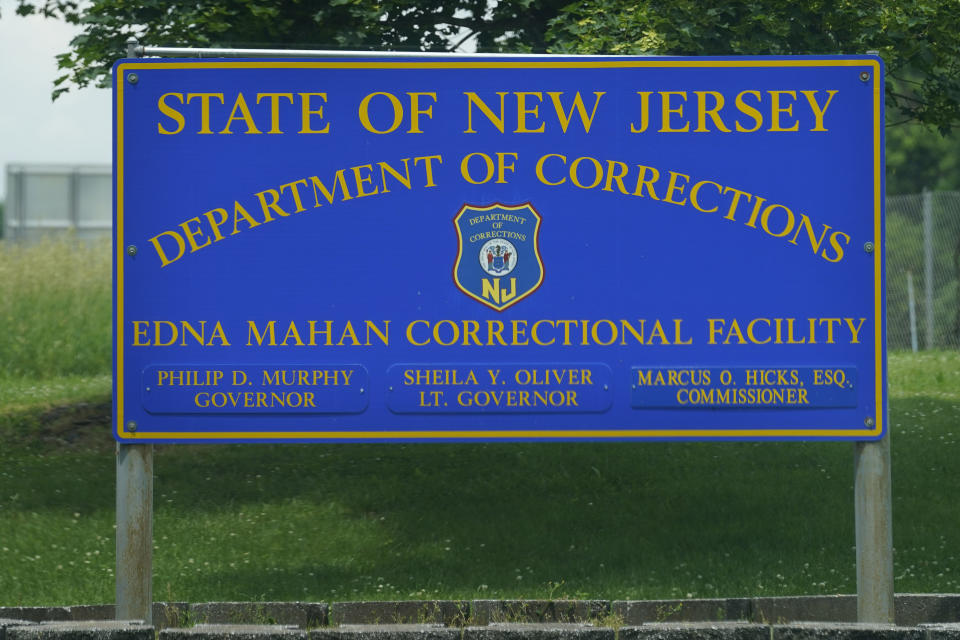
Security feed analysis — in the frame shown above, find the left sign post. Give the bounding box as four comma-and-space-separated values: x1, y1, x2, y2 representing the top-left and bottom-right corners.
115, 38, 152, 625
115, 443, 152, 624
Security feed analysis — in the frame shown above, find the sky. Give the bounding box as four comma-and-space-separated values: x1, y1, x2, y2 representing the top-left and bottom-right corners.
0, 0, 111, 200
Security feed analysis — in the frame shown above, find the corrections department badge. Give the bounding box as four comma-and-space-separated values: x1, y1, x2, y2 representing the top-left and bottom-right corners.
453, 203, 544, 311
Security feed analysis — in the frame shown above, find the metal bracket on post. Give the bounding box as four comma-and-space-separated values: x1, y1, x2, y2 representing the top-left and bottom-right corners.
126, 36, 141, 59
116, 35, 153, 625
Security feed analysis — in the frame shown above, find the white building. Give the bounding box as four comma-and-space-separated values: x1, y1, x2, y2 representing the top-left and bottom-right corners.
4, 164, 111, 241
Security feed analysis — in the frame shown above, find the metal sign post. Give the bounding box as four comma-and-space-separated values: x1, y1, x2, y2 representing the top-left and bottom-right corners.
115, 36, 154, 627
115, 442, 153, 624
855, 433, 895, 623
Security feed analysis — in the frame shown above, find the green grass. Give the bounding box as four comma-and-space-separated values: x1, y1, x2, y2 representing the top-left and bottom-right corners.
0, 375, 112, 412
0, 237, 111, 378
1, 241, 959, 606
1, 353, 959, 606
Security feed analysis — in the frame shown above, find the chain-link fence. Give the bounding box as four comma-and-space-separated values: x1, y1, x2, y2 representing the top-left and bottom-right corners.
887, 190, 960, 350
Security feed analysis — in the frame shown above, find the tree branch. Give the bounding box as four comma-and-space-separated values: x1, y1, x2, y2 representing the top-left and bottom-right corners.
885, 117, 917, 127
448, 28, 478, 52
889, 91, 929, 107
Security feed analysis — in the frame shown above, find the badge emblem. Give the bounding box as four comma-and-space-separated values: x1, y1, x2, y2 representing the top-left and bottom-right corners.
453, 203, 544, 311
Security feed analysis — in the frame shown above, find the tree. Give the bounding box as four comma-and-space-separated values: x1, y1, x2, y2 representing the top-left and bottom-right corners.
5, 0, 959, 337
6, 0, 568, 100
7, 0, 960, 133
886, 124, 960, 194
547, 0, 960, 133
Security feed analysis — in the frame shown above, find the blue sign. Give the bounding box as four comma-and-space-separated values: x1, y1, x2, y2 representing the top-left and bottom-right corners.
113, 55, 885, 442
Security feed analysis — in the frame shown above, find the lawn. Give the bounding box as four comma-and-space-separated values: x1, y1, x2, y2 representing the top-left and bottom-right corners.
1, 353, 958, 606
0, 240, 958, 606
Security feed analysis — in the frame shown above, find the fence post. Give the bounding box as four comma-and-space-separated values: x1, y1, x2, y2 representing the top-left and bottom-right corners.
923, 188, 934, 349
13, 166, 24, 241
68, 169, 79, 231
907, 270, 918, 352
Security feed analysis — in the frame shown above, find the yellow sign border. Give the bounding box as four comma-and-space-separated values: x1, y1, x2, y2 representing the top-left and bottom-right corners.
114, 56, 884, 441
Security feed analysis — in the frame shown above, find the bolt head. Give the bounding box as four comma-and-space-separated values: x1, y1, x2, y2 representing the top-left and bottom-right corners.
126, 245, 138, 256
863, 241, 874, 253
127, 73, 139, 84
864, 416, 875, 427
859, 71, 870, 82
126, 421, 138, 433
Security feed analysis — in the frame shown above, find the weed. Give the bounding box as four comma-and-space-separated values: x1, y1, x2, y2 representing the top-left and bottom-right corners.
596, 610, 625, 631
158, 603, 195, 629
655, 603, 683, 623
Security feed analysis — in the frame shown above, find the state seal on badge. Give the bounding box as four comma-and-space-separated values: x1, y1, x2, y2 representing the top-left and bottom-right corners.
453, 203, 544, 311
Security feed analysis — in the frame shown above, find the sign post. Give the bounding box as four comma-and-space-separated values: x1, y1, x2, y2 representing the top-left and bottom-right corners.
113, 49, 888, 620
855, 434, 895, 623
115, 442, 153, 624
115, 36, 154, 627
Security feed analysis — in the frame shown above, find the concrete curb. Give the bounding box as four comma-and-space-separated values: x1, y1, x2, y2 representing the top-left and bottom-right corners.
6, 621, 153, 640
2, 597, 960, 631
620, 622, 770, 640
613, 600, 752, 624
2, 619, 960, 639
921, 623, 960, 639
0, 611, 72, 624
463, 623, 614, 640
310, 624, 459, 640
190, 604, 329, 628
771, 622, 925, 639
160, 624, 306, 640
0, 606, 191, 628
751, 597, 857, 624
330, 603, 467, 627
898, 597, 960, 627
0, 620, 37, 640
471, 603, 610, 626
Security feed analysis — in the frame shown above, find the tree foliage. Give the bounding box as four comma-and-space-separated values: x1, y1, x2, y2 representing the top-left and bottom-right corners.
5, 0, 960, 133
547, 0, 960, 133
8, 0, 568, 100
887, 124, 960, 194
